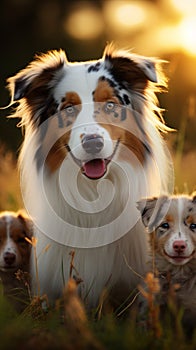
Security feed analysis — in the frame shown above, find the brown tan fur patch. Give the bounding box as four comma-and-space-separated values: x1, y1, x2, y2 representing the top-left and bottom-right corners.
46, 131, 71, 172
60, 92, 82, 110
186, 215, 195, 225
46, 92, 81, 172
93, 79, 119, 103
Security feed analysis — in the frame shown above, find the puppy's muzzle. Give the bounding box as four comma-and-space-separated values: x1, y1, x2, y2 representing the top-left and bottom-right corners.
4, 251, 16, 266
173, 240, 187, 254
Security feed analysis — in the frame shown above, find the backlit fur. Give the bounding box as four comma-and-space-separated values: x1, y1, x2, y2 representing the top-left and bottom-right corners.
7, 45, 172, 308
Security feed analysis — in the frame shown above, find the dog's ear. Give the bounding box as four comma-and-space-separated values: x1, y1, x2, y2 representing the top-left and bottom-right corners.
8, 50, 67, 102
103, 45, 166, 87
17, 210, 33, 239
7, 50, 67, 126
137, 195, 170, 232
192, 191, 196, 203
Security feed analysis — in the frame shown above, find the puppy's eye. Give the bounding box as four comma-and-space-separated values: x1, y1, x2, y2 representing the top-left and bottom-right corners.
190, 223, 196, 231
160, 222, 170, 229
65, 105, 76, 115
105, 101, 115, 112
17, 237, 26, 244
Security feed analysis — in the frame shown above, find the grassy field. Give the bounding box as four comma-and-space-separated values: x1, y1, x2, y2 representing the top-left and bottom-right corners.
0, 273, 195, 350
0, 144, 195, 349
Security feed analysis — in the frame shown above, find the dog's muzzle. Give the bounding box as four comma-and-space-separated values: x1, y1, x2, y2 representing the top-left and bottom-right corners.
66, 138, 120, 180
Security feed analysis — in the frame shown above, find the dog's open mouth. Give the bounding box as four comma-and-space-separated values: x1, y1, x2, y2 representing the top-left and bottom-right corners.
82, 159, 106, 179
66, 140, 120, 179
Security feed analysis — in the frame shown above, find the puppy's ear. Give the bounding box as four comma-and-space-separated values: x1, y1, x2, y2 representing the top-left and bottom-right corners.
137, 196, 170, 232
192, 191, 196, 203
17, 210, 33, 238
137, 197, 158, 227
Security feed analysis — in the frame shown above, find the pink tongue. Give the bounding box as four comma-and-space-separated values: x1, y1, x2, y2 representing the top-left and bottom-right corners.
83, 159, 106, 179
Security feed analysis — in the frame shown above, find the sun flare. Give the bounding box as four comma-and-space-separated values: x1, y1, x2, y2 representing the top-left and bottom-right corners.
178, 17, 196, 56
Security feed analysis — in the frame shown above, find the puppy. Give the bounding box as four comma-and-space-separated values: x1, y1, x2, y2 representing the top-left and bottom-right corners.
0, 210, 32, 312
137, 193, 196, 328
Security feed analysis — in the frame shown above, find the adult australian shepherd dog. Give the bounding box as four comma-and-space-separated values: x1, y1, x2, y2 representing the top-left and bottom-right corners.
7, 45, 172, 308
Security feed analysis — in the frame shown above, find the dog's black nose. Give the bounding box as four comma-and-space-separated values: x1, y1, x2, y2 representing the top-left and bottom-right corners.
82, 134, 104, 154
4, 252, 16, 265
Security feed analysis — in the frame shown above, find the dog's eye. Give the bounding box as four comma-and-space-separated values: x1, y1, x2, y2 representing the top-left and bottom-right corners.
160, 222, 170, 229
105, 101, 115, 112
190, 223, 196, 231
65, 105, 76, 115
17, 237, 26, 244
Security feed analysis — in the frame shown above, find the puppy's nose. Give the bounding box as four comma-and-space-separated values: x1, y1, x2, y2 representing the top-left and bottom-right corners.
173, 240, 187, 253
82, 134, 104, 154
4, 252, 16, 265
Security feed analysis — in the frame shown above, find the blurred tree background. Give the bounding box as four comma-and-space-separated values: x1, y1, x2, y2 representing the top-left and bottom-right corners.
0, 0, 195, 193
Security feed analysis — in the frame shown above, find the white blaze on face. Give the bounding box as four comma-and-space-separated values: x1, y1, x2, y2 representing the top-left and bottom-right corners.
4, 215, 17, 254
0, 215, 17, 268
54, 64, 115, 163
68, 103, 113, 161
164, 198, 195, 259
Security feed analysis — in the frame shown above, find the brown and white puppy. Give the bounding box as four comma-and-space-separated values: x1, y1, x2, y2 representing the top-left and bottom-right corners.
137, 193, 196, 327
0, 210, 32, 312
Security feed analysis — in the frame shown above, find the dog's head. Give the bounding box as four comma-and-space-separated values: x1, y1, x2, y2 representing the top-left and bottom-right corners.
8, 45, 168, 179
0, 211, 33, 272
137, 193, 196, 266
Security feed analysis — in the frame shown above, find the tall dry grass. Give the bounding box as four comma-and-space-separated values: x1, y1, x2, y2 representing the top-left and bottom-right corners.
0, 146, 23, 211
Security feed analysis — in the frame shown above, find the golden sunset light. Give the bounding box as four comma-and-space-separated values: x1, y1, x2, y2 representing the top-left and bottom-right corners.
103, 1, 156, 32
62, 0, 196, 60
170, 0, 196, 15
178, 16, 196, 56
0, 1, 196, 348
65, 5, 104, 40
